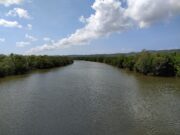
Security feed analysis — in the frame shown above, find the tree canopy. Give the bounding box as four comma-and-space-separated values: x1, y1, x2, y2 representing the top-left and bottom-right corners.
0, 54, 73, 77
74, 51, 180, 77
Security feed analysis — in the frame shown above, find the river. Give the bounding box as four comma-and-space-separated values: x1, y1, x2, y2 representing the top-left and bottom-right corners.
0, 61, 180, 135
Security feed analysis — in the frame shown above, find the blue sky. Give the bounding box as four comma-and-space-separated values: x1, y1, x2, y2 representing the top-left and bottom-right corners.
0, 0, 180, 55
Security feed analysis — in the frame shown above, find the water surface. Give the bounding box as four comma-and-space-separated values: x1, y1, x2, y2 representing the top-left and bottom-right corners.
0, 61, 180, 135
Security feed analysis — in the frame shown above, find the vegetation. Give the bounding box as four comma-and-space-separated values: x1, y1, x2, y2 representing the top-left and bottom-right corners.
0, 54, 73, 77
74, 50, 180, 77
0, 50, 179, 78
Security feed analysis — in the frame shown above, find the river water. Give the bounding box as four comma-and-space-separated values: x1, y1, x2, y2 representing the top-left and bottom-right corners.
0, 61, 179, 135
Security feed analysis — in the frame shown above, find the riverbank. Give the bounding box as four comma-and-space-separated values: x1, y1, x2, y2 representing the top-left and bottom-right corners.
74, 51, 180, 77
0, 54, 73, 78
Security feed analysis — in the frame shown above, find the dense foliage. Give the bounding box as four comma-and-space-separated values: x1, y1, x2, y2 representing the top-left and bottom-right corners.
0, 54, 73, 77
75, 51, 180, 77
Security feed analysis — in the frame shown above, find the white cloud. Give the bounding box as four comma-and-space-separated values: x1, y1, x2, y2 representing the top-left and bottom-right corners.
6, 8, 30, 19
27, 24, 32, 30
43, 37, 55, 44
16, 41, 30, 47
0, 0, 24, 6
25, 34, 37, 42
27, 0, 130, 53
16, 34, 37, 48
43, 37, 51, 42
27, 0, 180, 54
79, 16, 87, 23
126, 0, 180, 28
0, 38, 5, 42
0, 19, 22, 28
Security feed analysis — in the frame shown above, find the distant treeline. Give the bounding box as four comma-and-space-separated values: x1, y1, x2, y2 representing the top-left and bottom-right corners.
75, 51, 180, 77
0, 54, 73, 77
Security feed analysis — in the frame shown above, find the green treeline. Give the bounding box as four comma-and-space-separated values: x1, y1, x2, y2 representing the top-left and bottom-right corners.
75, 51, 180, 77
0, 54, 73, 77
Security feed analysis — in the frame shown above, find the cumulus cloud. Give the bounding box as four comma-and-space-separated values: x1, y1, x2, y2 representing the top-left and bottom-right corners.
6, 8, 31, 19
25, 34, 37, 42
0, 38, 5, 42
0, 19, 22, 28
27, 0, 130, 53
43, 37, 55, 44
126, 0, 180, 28
27, 24, 32, 30
79, 16, 87, 23
27, 0, 180, 54
16, 34, 37, 48
43, 37, 51, 42
0, 0, 24, 6
16, 41, 30, 47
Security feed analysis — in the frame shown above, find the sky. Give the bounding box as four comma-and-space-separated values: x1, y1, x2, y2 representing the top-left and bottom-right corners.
0, 0, 180, 55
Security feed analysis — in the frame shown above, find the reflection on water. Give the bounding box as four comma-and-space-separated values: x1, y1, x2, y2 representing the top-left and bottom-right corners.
0, 61, 179, 135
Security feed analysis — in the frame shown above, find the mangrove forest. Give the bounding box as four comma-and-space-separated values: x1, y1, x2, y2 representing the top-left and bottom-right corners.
0, 54, 73, 77
74, 50, 180, 77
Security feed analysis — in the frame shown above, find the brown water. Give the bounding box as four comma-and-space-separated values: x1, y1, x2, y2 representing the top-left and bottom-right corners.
0, 61, 180, 135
